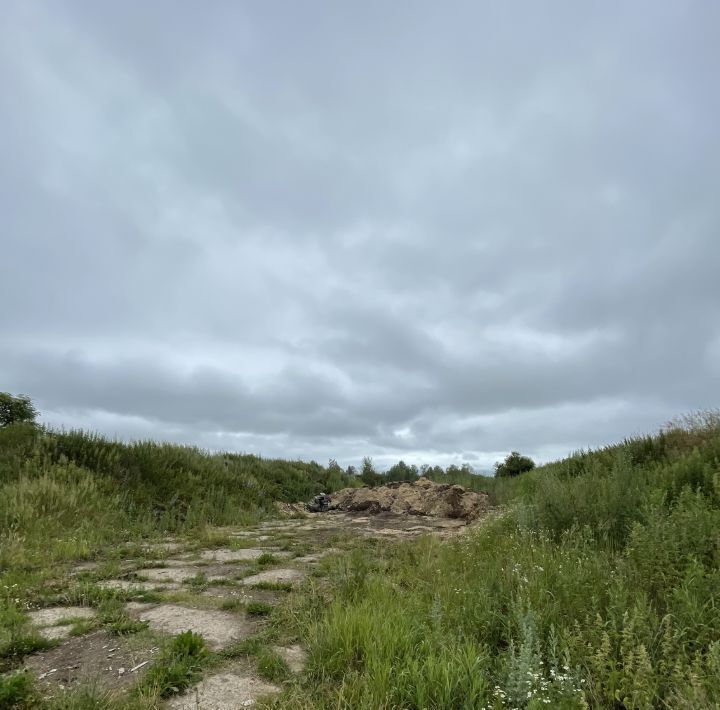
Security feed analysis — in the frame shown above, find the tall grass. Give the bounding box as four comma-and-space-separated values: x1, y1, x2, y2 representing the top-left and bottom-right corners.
274, 413, 720, 708
0, 422, 358, 681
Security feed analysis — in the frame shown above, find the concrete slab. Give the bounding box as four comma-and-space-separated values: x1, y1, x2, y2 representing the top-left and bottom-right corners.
273, 644, 307, 674
240, 569, 306, 587
135, 604, 254, 650
166, 668, 279, 709
28, 607, 95, 627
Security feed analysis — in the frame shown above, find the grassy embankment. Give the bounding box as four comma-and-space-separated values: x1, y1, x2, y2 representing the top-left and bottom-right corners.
0, 423, 357, 704
271, 413, 720, 709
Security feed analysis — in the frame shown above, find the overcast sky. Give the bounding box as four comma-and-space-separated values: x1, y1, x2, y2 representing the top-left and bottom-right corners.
2, 1, 718, 471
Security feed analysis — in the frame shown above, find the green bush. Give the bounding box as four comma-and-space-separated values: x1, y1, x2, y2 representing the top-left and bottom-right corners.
495, 451, 536, 478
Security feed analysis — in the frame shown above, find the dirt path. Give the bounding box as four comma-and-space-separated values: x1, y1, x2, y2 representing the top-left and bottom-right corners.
23, 511, 474, 708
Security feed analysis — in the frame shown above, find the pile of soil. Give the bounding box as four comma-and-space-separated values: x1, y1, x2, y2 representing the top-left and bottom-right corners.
311, 478, 491, 521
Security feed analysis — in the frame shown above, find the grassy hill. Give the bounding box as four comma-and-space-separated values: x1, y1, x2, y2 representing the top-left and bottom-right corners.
0, 424, 357, 571
2, 412, 720, 708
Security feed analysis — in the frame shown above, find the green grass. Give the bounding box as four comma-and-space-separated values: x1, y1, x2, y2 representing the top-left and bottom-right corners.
97, 600, 149, 636
268, 412, 720, 708
219, 597, 246, 612
42, 684, 145, 710
246, 601, 274, 616
0, 670, 36, 708
4, 412, 720, 708
0, 601, 58, 673
252, 581, 294, 592
257, 649, 291, 683
183, 571, 209, 592
0, 421, 358, 705
68, 618, 98, 637
135, 630, 209, 699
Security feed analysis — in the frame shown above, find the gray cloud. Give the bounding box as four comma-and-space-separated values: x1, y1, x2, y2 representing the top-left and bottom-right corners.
2, 0, 719, 471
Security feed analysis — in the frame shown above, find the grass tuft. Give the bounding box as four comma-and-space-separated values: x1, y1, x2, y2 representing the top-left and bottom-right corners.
136, 630, 209, 699
257, 650, 291, 683
0, 671, 36, 708
246, 601, 273, 617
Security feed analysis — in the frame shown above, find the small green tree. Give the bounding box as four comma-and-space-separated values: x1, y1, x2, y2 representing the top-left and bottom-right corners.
325, 459, 346, 491
0, 393, 39, 428
360, 456, 382, 487
495, 451, 535, 478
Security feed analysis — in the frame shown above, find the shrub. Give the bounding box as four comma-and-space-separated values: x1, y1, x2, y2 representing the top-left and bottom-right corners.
495, 451, 536, 478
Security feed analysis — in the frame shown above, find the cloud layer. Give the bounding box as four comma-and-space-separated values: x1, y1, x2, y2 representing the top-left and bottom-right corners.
2, 1, 719, 470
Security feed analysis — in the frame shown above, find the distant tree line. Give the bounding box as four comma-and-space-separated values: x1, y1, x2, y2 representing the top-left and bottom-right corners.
343, 451, 536, 489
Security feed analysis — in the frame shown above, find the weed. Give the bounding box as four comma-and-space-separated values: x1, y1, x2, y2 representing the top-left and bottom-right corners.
68, 619, 98, 637
97, 600, 148, 636
219, 598, 245, 612
252, 582, 293, 592
246, 601, 273, 616
218, 636, 263, 659
257, 650, 290, 683
0, 671, 36, 708
183, 572, 208, 592
0, 603, 57, 672
136, 630, 209, 698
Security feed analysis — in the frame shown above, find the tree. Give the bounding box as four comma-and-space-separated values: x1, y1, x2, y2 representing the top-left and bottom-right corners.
325, 459, 346, 491
360, 456, 382, 487
0, 393, 39, 427
494, 451, 535, 478
385, 460, 418, 483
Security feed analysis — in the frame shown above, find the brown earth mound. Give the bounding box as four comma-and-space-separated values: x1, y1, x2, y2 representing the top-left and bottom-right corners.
318, 478, 491, 521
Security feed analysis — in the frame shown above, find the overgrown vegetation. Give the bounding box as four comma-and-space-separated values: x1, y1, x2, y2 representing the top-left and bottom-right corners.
3, 398, 720, 708
0, 411, 357, 696
0, 420, 358, 573
272, 411, 720, 708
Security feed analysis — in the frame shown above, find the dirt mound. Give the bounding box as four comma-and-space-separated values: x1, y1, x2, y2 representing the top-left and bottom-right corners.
316, 478, 491, 521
